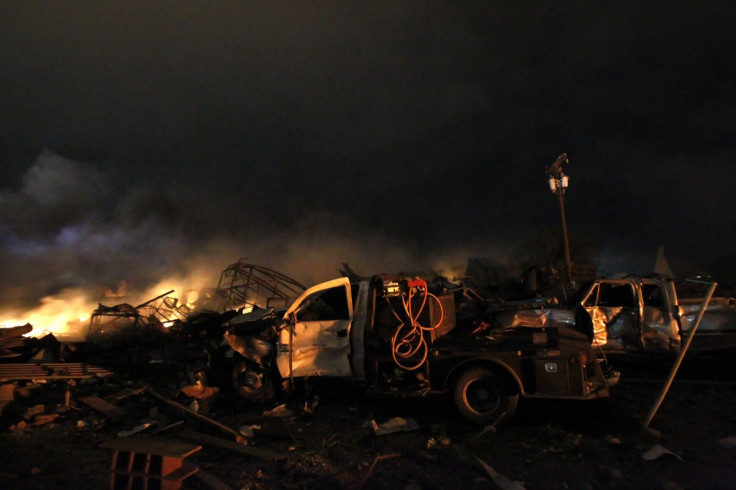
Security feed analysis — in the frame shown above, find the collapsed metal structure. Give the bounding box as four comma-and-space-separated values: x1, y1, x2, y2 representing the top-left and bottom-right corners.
88, 289, 181, 341
84, 261, 306, 345
216, 259, 306, 312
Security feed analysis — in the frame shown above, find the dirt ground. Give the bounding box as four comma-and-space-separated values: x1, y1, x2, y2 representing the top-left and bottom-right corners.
1, 353, 735, 490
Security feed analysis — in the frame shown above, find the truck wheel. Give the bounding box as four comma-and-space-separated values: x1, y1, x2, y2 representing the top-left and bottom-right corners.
453, 367, 519, 425
232, 357, 275, 401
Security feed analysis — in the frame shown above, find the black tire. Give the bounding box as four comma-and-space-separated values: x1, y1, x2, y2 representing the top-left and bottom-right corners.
232, 356, 275, 401
453, 366, 519, 425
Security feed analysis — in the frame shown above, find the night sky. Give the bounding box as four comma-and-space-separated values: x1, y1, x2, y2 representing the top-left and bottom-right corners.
1, 2, 735, 317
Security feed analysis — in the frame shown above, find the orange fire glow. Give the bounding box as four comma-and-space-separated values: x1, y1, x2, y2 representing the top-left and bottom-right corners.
0, 289, 98, 341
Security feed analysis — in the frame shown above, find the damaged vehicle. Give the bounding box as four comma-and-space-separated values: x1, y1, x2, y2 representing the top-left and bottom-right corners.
493, 275, 736, 354
224, 275, 618, 426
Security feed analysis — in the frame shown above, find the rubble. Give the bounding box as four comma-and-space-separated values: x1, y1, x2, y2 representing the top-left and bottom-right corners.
368, 416, 421, 435
0, 343, 734, 488
468, 451, 526, 490
0, 262, 735, 488
642, 444, 684, 461
0, 324, 32, 359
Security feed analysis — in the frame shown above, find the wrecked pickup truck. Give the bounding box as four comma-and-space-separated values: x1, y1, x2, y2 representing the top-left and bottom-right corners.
494, 275, 736, 354
224, 275, 618, 425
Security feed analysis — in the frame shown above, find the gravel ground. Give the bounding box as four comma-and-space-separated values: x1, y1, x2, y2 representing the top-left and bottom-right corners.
1, 352, 735, 490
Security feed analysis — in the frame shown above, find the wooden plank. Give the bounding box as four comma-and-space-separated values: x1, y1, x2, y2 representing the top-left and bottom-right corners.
194, 468, 234, 490
79, 396, 119, 417
175, 429, 286, 461
0, 362, 114, 381
146, 388, 242, 440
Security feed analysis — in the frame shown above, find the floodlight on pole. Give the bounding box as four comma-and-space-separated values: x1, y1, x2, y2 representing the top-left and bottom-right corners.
545, 153, 573, 284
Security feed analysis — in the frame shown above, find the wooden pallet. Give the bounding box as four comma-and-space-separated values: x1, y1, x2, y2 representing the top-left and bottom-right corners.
0, 362, 115, 381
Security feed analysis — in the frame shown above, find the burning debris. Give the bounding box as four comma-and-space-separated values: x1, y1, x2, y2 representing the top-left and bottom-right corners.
1, 261, 736, 488
0, 324, 32, 359
82, 259, 307, 348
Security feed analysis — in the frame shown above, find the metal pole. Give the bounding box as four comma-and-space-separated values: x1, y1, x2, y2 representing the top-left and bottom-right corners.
557, 186, 573, 284
546, 154, 573, 286
642, 281, 717, 429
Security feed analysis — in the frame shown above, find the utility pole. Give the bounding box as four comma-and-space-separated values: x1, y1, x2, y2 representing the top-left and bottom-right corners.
546, 153, 573, 285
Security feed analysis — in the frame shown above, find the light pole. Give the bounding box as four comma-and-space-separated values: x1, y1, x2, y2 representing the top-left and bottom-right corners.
546, 153, 573, 285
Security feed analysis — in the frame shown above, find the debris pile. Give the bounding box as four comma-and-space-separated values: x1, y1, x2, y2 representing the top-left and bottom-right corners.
1, 261, 735, 488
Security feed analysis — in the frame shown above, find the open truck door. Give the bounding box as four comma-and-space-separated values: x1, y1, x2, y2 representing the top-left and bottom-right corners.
277, 278, 354, 377
582, 279, 641, 349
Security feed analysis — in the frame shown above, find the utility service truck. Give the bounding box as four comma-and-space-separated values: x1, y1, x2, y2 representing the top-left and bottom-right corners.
224, 275, 619, 425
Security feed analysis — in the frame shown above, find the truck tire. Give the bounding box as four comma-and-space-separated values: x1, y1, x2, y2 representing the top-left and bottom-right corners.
232, 357, 275, 402
453, 367, 519, 425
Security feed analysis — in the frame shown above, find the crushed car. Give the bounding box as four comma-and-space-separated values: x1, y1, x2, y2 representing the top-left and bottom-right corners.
492, 275, 736, 354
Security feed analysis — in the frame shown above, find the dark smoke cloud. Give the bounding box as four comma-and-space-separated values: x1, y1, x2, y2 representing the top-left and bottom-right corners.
0, 151, 193, 308
1, 2, 736, 321
0, 149, 474, 313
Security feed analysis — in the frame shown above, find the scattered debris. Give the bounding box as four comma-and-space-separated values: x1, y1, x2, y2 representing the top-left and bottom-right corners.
146, 387, 242, 441
175, 428, 286, 461
193, 468, 234, 490
147, 419, 185, 437
642, 444, 684, 462
29, 412, 58, 426
470, 452, 527, 490
238, 424, 257, 438
369, 416, 421, 436
426, 436, 451, 450
473, 423, 498, 439
263, 404, 296, 418
0, 324, 32, 359
357, 452, 401, 489
303, 394, 319, 414
78, 396, 119, 418
117, 421, 156, 437
21, 404, 45, 421
180, 382, 219, 399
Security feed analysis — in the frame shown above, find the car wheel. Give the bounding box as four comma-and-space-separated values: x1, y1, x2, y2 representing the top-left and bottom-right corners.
232, 356, 275, 401
453, 366, 519, 425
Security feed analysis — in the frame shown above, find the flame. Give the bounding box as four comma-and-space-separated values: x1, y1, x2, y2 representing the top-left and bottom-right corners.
0, 258, 230, 342
0, 288, 98, 341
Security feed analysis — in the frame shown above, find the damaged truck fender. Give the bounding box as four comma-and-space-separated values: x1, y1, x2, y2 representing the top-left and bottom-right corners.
225, 310, 280, 401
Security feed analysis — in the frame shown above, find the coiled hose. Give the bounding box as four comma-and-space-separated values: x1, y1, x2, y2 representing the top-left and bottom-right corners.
385, 281, 444, 371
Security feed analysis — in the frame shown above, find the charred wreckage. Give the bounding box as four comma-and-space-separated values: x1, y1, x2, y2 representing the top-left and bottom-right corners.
2, 259, 733, 429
